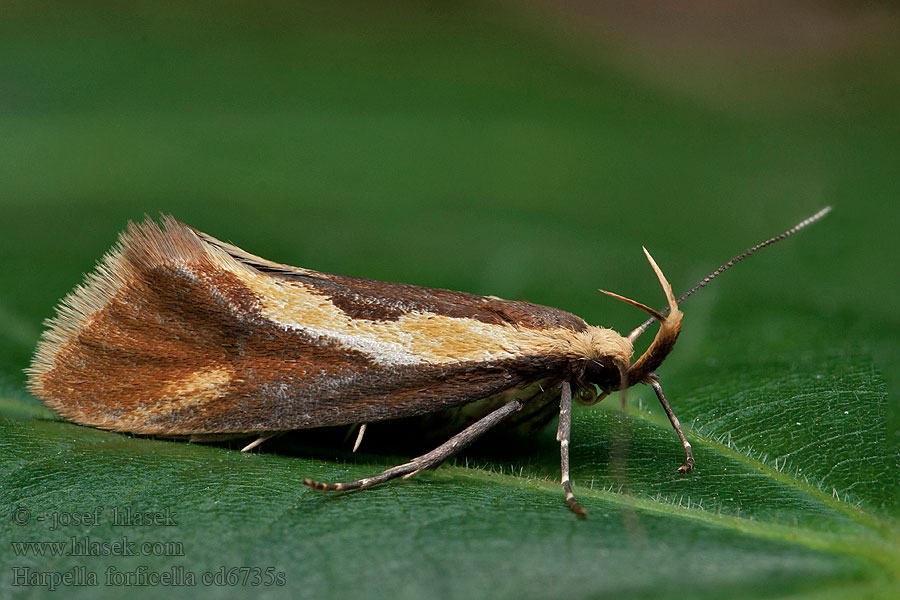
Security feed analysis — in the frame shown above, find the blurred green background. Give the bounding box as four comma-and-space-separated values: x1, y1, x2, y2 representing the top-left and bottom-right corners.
2, 2, 899, 599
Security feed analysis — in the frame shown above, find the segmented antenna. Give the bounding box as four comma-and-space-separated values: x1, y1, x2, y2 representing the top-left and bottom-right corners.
628, 206, 832, 341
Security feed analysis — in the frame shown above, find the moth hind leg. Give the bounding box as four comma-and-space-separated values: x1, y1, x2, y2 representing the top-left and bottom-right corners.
303, 399, 525, 493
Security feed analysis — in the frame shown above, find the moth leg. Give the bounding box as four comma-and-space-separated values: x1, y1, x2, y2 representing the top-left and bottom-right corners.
352, 423, 367, 452
303, 399, 524, 492
240, 432, 283, 453
557, 380, 587, 518
649, 375, 694, 473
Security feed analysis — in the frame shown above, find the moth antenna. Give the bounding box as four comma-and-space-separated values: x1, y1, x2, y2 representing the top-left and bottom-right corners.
628, 206, 831, 341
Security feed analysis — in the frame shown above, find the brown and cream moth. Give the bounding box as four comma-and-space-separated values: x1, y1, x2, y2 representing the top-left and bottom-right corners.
27, 208, 831, 516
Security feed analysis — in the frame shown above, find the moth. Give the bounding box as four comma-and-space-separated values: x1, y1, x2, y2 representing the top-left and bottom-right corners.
27, 208, 830, 516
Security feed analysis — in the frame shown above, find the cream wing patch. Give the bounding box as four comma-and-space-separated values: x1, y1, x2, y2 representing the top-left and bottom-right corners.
194, 229, 633, 367
213, 261, 571, 366
254, 275, 562, 365
134, 367, 234, 422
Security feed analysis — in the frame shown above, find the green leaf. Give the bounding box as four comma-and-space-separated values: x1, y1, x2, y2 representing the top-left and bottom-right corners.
2, 314, 898, 599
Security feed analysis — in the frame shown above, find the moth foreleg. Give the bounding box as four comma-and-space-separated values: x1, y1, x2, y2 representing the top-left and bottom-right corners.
557, 380, 587, 518
649, 375, 694, 473
303, 398, 524, 493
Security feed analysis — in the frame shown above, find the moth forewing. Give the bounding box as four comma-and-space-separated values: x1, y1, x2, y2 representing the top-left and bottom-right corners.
27, 208, 830, 517
27, 216, 582, 434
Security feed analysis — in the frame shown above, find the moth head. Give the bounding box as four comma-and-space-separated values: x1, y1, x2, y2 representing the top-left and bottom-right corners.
576, 356, 628, 403
581, 247, 683, 400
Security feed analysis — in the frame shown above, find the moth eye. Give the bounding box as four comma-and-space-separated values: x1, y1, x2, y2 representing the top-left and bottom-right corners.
574, 384, 601, 406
